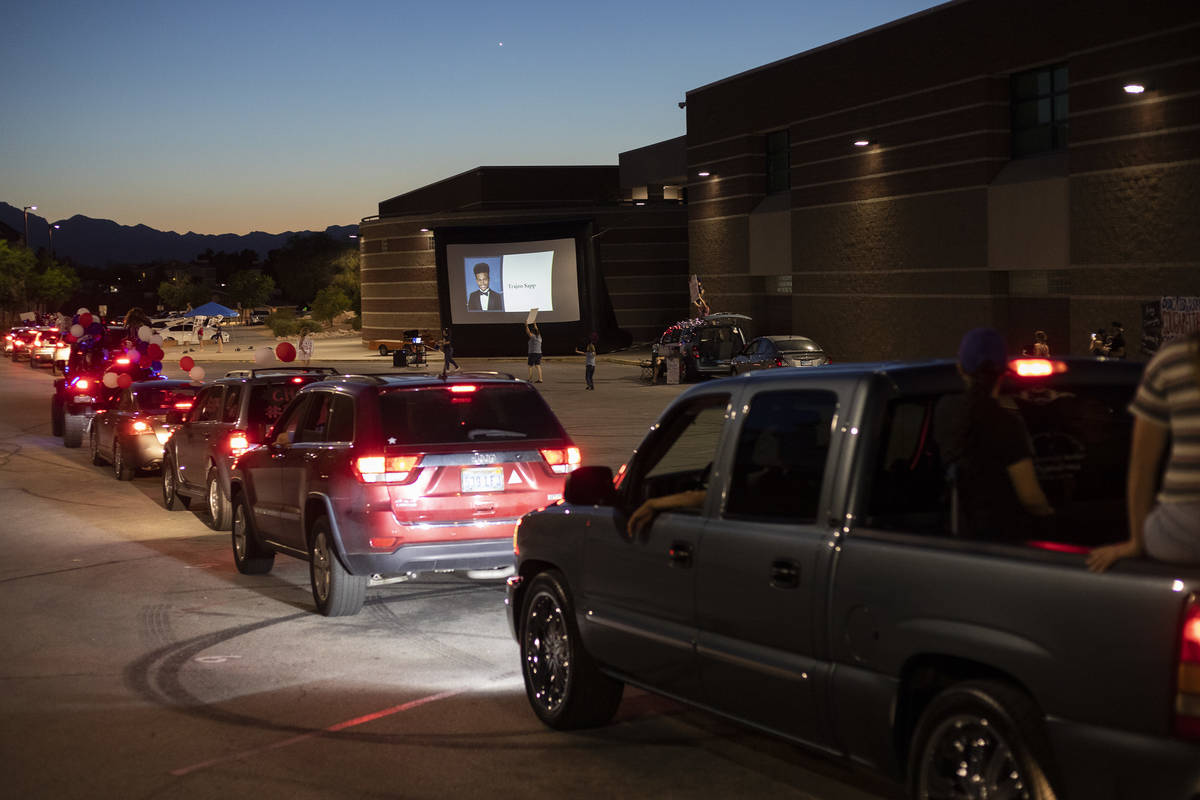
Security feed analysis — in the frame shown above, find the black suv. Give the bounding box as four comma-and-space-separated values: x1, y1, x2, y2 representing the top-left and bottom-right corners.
161, 367, 338, 529
228, 372, 580, 616
651, 313, 750, 381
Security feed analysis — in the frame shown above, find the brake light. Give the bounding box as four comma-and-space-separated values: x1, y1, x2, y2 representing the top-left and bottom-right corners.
691, 345, 700, 359
775, 357, 785, 367
114, 357, 131, 366
449, 384, 477, 394
291, 377, 305, 383
228, 430, 251, 457
174, 401, 194, 411
1175, 594, 1200, 739
1011, 358, 1067, 377
354, 455, 420, 484
131, 420, 149, 433
541, 446, 582, 474
75, 379, 90, 391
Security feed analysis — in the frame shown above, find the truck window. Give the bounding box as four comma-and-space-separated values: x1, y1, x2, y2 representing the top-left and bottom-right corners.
725, 390, 838, 523
630, 395, 729, 507
867, 382, 1136, 549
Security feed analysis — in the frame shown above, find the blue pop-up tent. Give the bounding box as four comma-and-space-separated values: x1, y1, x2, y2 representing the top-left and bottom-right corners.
185, 301, 238, 318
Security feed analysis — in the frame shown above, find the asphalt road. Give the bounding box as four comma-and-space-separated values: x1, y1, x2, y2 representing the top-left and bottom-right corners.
0, 353, 897, 800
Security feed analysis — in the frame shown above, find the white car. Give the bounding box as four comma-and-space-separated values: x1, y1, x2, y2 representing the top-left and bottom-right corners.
160, 321, 229, 344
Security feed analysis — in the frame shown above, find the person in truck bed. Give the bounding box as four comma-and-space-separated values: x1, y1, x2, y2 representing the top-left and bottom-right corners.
945, 327, 1054, 540
1088, 331, 1200, 571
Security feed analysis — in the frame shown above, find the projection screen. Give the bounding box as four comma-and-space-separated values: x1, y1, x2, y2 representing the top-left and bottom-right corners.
446, 237, 580, 326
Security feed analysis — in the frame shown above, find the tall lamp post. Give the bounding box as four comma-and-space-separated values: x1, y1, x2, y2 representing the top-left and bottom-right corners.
48, 223, 60, 259
22, 205, 37, 247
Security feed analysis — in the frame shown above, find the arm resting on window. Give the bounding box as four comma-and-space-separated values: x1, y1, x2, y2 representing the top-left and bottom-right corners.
627, 489, 707, 538
1087, 415, 1169, 572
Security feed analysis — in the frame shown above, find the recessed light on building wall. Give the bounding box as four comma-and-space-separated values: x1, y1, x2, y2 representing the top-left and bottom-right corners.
1123, 83, 1145, 94
419, 227, 430, 232
697, 171, 711, 177
853, 140, 870, 147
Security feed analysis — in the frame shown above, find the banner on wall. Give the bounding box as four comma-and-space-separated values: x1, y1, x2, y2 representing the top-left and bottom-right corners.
1142, 296, 1200, 356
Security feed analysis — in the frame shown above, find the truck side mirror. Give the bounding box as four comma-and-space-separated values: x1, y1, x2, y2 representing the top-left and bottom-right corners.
565, 466, 616, 506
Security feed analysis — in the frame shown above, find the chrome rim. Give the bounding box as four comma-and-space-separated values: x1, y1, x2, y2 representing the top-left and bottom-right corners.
232, 504, 248, 561
523, 589, 570, 715
208, 476, 221, 518
163, 462, 174, 500
918, 713, 1031, 800
312, 531, 331, 602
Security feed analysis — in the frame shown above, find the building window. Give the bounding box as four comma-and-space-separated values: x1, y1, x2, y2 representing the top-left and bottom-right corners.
1011, 64, 1068, 157
766, 130, 790, 193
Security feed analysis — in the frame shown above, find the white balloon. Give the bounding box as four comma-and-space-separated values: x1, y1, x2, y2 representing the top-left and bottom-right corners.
77, 307, 90, 315
188, 366, 206, 382
137, 325, 152, 342
150, 334, 164, 347
254, 346, 275, 366
102, 371, 119, 388
70, 324, 84, 338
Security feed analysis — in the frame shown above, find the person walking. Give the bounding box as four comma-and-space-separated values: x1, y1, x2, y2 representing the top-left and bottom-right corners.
298, 330, 314, 366
1087, 331, 1200, 571
439, 327, 459, 377
526, 322, 543, 383
575, 334, 597, 390
211, 318, 225, 353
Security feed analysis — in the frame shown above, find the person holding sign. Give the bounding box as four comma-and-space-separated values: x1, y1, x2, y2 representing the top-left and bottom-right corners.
526, 315, 543, 383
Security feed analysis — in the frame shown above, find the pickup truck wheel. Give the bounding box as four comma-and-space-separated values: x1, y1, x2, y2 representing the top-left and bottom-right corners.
51, 396, 64, 437
378, 344, 389, 356
309, 517, 365, 616
89, 426, 105, 466
162, 457, 190, 510
114, 438, 135, 481
206, 470, 232, 530
909, 680, 1057, 800
63, 413, 86, 448
520, 570, 623, 730
231, 495, 274, 574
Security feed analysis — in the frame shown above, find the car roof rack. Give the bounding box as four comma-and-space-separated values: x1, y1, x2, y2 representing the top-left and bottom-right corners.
223, 367, 340, 378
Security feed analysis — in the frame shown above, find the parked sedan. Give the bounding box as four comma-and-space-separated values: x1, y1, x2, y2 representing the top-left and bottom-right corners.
730, 335, 829, 374
89, 380, 198, 480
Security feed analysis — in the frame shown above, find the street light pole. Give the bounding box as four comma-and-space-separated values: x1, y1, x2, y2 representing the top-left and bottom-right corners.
48, 223, 60, 259
22, 205, 37, 247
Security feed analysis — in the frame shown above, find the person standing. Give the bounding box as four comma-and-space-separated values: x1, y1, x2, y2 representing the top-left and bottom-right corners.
439, 327, 459, 376
1087, 332, 1200, 571
194, 319, 205, 351
526, 322, 543, 383
211, 318, 225, 353
1089, 328, 1109, 357
1107, 321, 1126, 359
1032, 330, 1049, 357
575, 334, 597, 390
298, 330, 314, 366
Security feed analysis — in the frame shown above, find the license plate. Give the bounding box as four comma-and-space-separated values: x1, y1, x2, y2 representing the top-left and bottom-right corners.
461, 466, 504, 493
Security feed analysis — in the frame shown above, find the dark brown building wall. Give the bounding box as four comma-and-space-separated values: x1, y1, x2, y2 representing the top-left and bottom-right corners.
686, 0, 1200, 361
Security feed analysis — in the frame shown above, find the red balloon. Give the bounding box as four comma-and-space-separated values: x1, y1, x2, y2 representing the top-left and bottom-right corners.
79, 312, 94, 328
147, 343, 164, 361
64, 333, 77, 343
179, 356, 195, 371
276, 342, 297, 363
117, 373, 132, 388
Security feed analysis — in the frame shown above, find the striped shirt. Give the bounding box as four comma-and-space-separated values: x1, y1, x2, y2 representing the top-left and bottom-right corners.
1129, 336, 1200, 503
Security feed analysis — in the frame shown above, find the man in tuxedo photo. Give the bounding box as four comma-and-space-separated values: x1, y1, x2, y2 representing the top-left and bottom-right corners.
467, 262, 504, 311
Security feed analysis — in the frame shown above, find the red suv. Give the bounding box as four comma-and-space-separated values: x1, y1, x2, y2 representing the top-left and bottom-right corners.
228, 372, 581, 616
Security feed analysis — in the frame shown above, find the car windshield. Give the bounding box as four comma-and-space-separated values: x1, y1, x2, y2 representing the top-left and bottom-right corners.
135, 386, 198, 411
775, 339, 821, 353
380, 385, 565, 445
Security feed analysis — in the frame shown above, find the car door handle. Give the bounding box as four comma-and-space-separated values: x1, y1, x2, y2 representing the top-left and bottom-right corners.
770, 559, 800, 589
668, 541, 693, 567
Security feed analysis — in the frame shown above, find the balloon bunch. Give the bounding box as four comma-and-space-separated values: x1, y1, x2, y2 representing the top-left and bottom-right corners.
61, 307, 105, 345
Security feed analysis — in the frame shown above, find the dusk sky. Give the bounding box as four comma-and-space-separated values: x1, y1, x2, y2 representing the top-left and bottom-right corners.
3, 0, 941, 236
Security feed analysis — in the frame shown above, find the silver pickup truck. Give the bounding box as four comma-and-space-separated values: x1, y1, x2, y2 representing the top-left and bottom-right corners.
506, 357, 1200, 799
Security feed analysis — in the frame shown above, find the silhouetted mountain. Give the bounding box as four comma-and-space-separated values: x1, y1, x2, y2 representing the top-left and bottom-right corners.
0, 202, 358, 266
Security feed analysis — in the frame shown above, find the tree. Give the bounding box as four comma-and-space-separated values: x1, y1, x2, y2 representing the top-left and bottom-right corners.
0, 241, 37, 322
227, 270, 276, 320
158, 277, 209, 311
331, 248, 361, 317
29, 262, 80, 311
265, 233, 353, 305
311, 286, 351, 328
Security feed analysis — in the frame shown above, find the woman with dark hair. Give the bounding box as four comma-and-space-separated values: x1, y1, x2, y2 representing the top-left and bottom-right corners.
946, 328, 1054, 540
1088, 332, 1200, 571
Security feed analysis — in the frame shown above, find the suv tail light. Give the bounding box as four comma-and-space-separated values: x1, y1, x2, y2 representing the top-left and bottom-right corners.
73, 378, 90, 391
227, 430, 251, 457
1175, 594, 1200, 739
354, 455, 420, 484
131, 420, 149, 433
541, 447, 581, 474
691, 345, 700, 359
1011, 358, 1067, 377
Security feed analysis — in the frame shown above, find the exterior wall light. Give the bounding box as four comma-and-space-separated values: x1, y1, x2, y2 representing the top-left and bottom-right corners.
419, 227, 430, 232
1123, 83, 1145, 94
697, 171, 711, 177
853, 140, 870, 147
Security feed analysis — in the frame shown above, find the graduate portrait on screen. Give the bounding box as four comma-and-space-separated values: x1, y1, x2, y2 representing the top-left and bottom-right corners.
466, 259, 504, 311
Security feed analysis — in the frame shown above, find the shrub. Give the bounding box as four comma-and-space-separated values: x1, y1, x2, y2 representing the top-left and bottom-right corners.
266, 309, 299, 337
350, 314, 362, 331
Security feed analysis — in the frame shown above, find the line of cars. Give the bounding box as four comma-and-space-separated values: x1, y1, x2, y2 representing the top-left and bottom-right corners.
5, 325, 71, 372
650, 313, 831, 381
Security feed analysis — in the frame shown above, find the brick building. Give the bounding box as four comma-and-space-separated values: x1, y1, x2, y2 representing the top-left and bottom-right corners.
685, 0, 1200, 360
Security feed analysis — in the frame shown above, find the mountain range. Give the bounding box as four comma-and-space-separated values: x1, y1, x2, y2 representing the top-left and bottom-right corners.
0, 202, 358, 268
